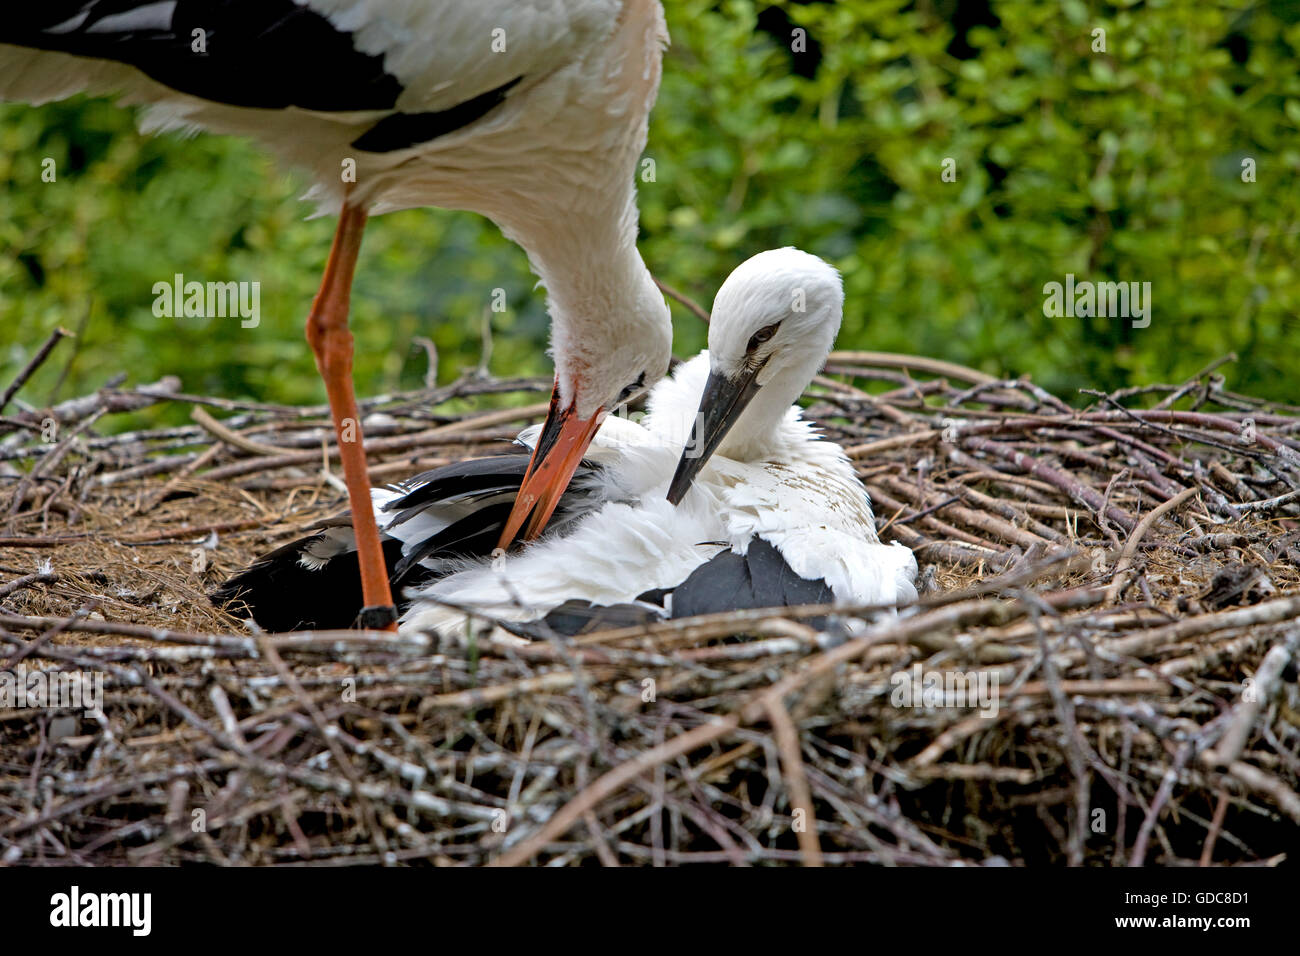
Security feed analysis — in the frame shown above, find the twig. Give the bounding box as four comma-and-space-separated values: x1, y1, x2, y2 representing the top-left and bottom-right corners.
0, 327, 72, 414
1105, 487, 1200, 603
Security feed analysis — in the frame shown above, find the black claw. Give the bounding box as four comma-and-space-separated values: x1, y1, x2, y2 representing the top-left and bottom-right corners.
358, 604, 399, 629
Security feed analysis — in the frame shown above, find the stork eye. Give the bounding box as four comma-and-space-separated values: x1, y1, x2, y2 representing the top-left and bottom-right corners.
746, 324, 779, 353
617, 371, 647, 402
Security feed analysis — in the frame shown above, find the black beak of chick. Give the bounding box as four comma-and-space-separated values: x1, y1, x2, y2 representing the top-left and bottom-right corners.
666, 365, 763, 505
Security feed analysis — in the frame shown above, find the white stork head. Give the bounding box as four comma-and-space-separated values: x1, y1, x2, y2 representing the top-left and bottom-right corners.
549, 265, 674, 420
667, 247, 843, 502
498, 246, 672, 547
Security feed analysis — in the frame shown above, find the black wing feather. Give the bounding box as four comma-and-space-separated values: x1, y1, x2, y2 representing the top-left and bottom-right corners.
351, 76, 524, 153
383, 451, 531, 525
508, 598, 665, 638
669, 539, 835, 620
505, 541, 837, 640
211, 533, 406, 632
5, 0, 523, 147
390, 502, 513, 579
4, 1, 403, 111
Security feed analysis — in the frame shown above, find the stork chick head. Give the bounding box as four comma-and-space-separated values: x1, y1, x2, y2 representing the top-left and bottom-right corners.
707, 247, 843, 390
666, 248, 844, 503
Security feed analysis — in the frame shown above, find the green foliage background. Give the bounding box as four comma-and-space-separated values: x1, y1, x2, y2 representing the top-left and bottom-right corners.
2, 0, 1298, 424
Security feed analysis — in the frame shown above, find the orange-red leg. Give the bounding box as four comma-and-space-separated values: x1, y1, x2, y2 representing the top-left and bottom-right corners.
305, 200, 396, 631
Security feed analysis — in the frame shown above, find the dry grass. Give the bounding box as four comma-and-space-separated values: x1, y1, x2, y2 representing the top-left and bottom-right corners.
1, 344, 1298, 866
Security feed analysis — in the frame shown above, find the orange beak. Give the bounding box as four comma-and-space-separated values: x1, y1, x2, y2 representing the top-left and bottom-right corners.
497, 384, 605, 549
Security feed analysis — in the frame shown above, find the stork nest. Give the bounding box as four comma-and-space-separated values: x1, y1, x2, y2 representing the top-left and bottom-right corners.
1, 337, 1298, 867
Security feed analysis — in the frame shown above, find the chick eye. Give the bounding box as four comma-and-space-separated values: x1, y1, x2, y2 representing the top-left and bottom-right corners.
746, 324, 779, 353
617, 371, 647, 402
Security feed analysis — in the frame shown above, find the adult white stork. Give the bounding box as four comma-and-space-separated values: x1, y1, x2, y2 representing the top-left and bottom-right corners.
214, 248, 919, 635
1, 0, 674, 630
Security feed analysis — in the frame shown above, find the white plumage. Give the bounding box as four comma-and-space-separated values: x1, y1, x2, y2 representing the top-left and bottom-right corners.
399, 248, 918, 636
